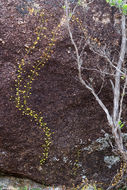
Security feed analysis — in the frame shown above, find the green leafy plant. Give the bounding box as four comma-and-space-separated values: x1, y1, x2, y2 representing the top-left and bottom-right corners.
118, 120, 125, 128
106, 0, 127, 15
78, 0, 81, 5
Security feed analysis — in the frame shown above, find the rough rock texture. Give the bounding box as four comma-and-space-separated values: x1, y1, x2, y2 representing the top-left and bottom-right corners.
0, 0, 125, 189
0, 175, 64, 190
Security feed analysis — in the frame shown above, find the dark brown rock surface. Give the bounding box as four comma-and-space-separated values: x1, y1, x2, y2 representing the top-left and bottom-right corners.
0, 0, 123, 188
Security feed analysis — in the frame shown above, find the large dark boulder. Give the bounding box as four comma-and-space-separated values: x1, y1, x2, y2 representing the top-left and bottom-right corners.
0, 0, 123, 188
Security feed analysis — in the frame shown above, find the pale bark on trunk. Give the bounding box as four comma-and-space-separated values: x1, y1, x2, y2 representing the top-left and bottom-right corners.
65, 0, 127, 162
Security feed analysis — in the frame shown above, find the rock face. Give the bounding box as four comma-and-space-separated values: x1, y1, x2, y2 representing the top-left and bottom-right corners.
0, 0, 123, 188
0, 175, 64, 190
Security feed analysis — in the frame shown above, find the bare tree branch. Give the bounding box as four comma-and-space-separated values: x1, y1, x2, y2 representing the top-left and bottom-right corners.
89, 44, 125, 76
113, 13, 126, 125
118, 74, 127, 122
65, 0, 113, 126
110, 79, 115, 93
65, 0, 127, 164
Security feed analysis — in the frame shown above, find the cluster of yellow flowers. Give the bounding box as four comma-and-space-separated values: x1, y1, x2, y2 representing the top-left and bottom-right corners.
14, 4, 106, 168
15, 9, 58, 165
71, 15, 101, 46
72, 148, 81, 176
111, 161, 127, 187
15, 6, 72, 164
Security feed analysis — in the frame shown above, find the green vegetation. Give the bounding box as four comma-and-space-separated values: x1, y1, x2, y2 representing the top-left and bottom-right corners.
106, 0, 127, 14
118, 120, 125, 128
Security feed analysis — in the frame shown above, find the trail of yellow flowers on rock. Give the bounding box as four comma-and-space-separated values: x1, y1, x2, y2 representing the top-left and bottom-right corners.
15, 6, 101, 165
15, 10, 66, 164
15, 5, 102, 164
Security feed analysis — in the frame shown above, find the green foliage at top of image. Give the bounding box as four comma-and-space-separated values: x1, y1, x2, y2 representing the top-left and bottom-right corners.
106, 0, 127, 14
